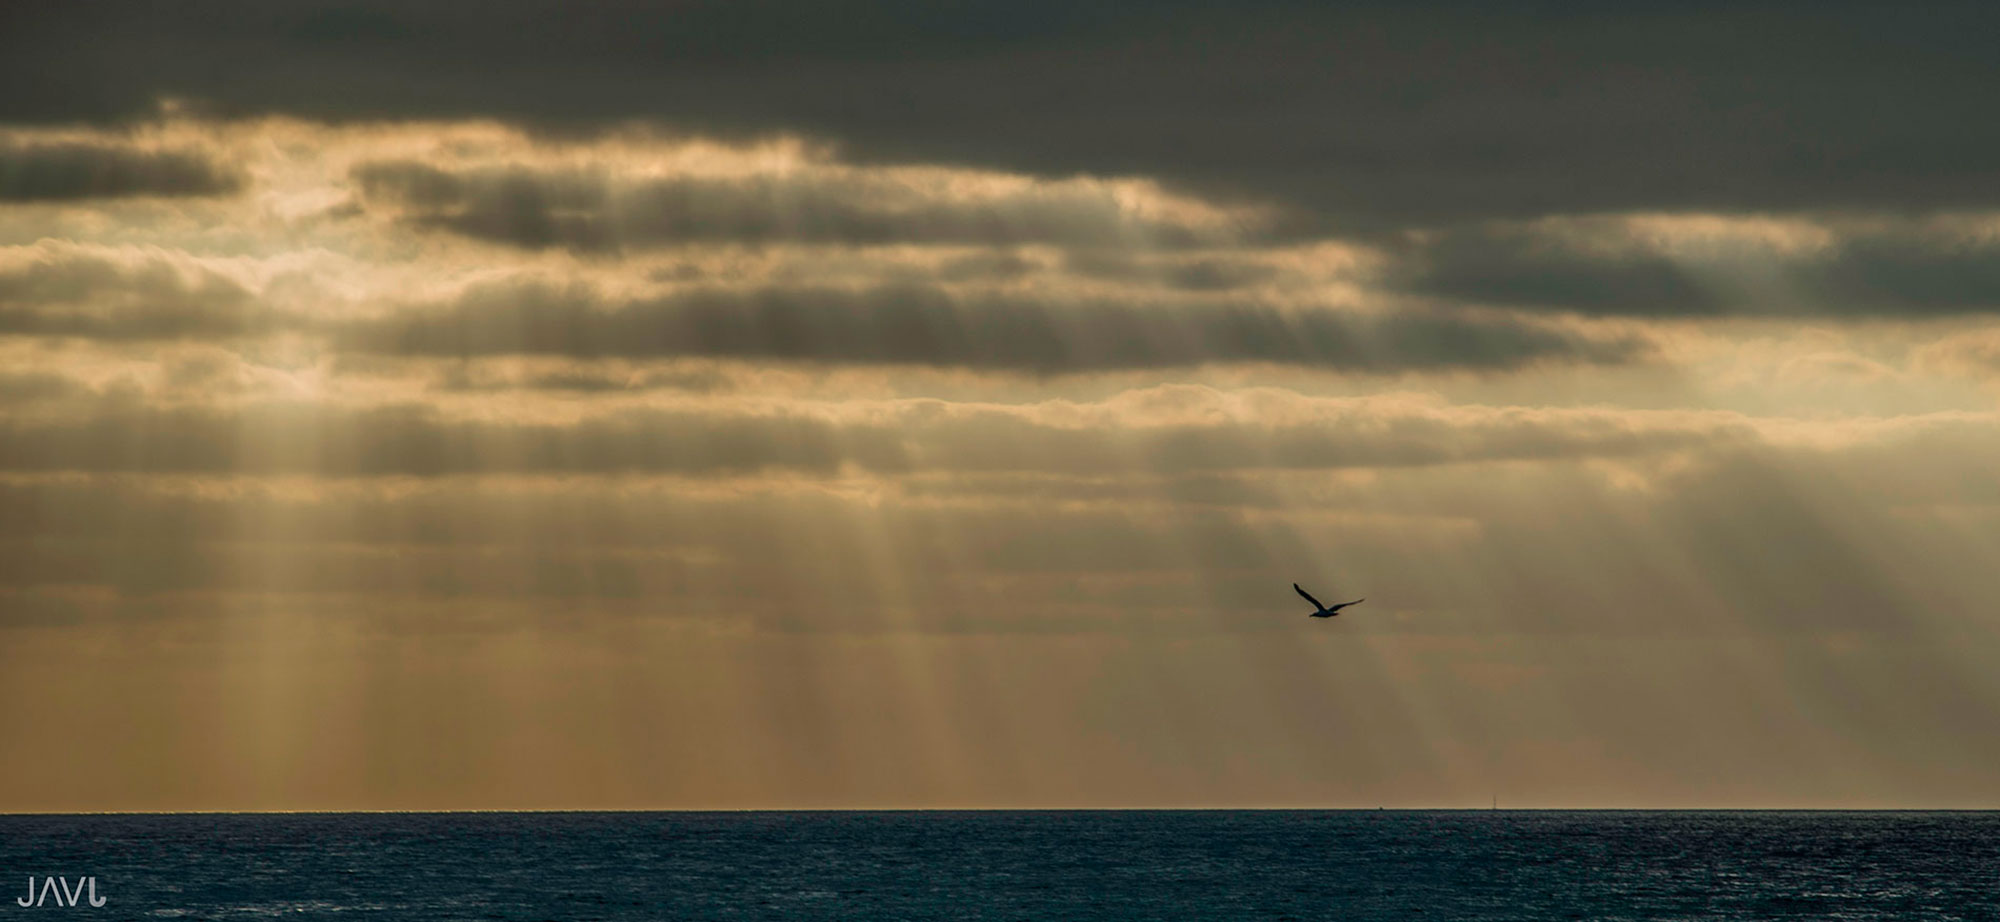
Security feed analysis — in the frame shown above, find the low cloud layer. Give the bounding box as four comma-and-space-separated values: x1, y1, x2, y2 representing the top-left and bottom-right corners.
0, 243, 266, 339
353, 158, 1252, 250
0, 139, 240, 201
0, 388, 1753, 478
1395, 217, 2000, 316
349, 280, 1640, 373
0, 424, 1993, 651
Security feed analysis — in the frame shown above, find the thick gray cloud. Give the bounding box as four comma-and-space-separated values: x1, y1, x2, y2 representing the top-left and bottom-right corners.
1394, 222, 2000, 316
0, 140, 240, 201
7, 2, 2000, 225
346, 280, 1643, 373
1063, 252, 1280, 292
353, 160, 1236, 249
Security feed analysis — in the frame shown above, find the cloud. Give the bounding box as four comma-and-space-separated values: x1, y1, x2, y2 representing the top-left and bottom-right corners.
344, 278, 1644, 373
350, 158, 1253, 250
1063, 252, 1282, 292
0, 423, 1990, 636
1914, 329, 2000, 379
0, 401, 874, 477
0, 199, 1637, 376
430, 361, 737, 394
1394, 217, 2000, 316
9, 3, 2000, 225
0, 387, 1754, 478
0, 243, 271, 340
0, 370, 89, 403
0, 139, 241, 200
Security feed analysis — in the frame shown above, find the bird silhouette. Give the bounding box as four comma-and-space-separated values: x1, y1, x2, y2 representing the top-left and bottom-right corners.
1295, 583, 1364, 618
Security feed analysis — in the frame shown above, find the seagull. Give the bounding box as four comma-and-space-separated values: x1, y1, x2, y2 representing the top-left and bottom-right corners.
1295, 583, 1364, 618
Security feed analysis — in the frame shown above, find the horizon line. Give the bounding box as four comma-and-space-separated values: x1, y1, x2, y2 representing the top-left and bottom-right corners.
7, 806, 2000, 817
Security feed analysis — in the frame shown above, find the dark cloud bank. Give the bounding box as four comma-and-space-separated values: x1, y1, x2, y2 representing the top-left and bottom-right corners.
8, 1, 2000, 225
0, 140, 240, 201
352, 160, 1235, 249
0, 250, 1643, 373
346, 158, 2000, 318
1396, 223, 2000, 316
349, 281, 1641, 373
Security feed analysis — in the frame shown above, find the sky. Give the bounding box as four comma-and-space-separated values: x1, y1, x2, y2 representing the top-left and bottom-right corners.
3, 1, 2000, 811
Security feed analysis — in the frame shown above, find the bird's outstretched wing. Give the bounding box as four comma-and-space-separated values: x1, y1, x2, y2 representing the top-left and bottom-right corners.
1332, 598, 1365, 611
1294, 583, 1325, 610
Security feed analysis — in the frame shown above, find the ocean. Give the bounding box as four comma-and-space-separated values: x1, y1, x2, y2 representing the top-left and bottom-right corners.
2, 811, 1996, 920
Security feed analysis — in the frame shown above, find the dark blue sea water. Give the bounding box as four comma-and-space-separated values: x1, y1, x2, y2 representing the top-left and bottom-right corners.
3, 811, 1997, 920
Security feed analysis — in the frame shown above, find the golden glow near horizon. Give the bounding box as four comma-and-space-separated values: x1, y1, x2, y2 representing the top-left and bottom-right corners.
3, 115, 2000, 812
